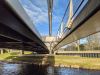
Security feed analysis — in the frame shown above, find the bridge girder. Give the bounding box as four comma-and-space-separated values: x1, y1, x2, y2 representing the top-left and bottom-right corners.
53, 0, 100, 51
0, 0, 49, 53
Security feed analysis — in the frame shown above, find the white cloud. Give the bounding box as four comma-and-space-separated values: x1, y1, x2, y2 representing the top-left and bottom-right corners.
19, 0, 66, 35
19, 0, 48, 26
24, 7, 48, 25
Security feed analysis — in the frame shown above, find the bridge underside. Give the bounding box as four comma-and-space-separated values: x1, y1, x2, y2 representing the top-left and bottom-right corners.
0, 0, 49, 53
53, 0, 100, 50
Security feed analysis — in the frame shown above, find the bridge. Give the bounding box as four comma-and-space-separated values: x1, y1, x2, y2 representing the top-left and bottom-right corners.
52, 0, 100, 51
0, 0, 100, 55
0, 0, 48, 53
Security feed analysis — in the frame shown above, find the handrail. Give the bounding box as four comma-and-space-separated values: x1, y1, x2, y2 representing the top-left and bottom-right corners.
71, 0, 85, 19
56, 1, 70, 37
56, 0, 87, 39
52, 0, 89, 50
53, 0, 100, 51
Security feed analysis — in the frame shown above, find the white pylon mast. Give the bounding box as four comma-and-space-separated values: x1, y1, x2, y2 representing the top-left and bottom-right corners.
66, 0, 73, 29
47, 0, 53, 36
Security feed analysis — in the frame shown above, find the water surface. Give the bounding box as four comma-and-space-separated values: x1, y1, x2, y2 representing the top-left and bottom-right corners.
0, 63, 100, 75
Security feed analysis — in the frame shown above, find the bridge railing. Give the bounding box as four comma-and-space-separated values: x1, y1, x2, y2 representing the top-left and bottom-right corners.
52, 0, 100, 51
55, 0, 88, 41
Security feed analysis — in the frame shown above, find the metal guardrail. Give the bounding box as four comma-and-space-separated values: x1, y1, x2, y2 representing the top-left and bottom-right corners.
56, 51, 100, 58
51, 0, 87, 49
56, 0, 87, 39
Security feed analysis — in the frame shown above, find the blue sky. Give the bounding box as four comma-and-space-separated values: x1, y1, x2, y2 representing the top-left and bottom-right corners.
19, 0, 88, 36
19, 0, 69, 36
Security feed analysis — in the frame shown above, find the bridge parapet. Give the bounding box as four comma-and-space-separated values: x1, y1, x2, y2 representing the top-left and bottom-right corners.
42, 36, 57, 43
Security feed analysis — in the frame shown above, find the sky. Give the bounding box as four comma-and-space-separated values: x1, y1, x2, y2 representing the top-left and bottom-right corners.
19, 0, 88, 36
19, 0, 69, 36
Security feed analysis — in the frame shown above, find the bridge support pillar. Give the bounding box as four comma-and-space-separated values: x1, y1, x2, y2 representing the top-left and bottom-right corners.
49, 49, 54, 54
8, 49, 10, 53
20, 50, 24, 55
0, 49, 4, 54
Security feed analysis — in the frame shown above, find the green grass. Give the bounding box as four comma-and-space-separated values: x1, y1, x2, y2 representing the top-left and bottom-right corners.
0, 52, 100, 70
54, 55, 100, 70
24, 51, 33, 54
0, 53, 12, 60
0, 51, 32, 60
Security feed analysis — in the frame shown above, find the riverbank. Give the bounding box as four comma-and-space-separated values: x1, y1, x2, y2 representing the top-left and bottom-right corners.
0, 53, 100, 70
54, 55, 100, 70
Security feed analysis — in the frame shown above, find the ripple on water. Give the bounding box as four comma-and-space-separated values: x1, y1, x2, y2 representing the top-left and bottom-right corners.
0, 63, 100, 75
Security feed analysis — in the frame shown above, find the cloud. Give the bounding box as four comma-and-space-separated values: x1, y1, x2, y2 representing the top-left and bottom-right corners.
24, 6, 48, 25
19, 0, 48, 26
30, 0, 47, 12
19, 0, 69, 35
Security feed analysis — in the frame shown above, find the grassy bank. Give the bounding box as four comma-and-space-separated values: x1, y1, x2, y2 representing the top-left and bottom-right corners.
54, 55, 100, 70
0, 51, 32, 60
0, 52, 100, 70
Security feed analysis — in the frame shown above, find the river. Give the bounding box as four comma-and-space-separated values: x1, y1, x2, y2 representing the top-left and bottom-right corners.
0, 63, 100, 75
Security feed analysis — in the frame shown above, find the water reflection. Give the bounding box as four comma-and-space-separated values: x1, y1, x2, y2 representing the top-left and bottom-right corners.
54, 67, 100, 75
47, 66, 54, 75
0, 63, 47, 75
0, 63, 100, 75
